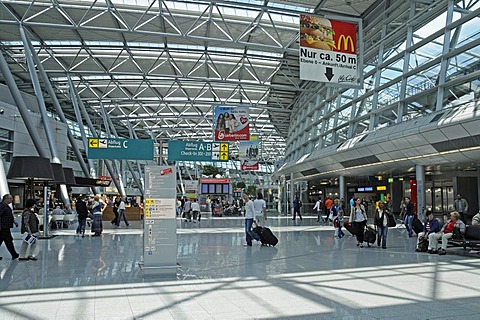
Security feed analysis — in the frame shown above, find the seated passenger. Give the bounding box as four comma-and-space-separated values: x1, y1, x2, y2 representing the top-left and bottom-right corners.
428, 211, 466, 255
416, 211, 441, 252
471, 212, 480, 225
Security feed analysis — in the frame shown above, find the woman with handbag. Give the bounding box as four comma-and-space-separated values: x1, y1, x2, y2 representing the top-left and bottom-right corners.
374, 201, 394, 249
91, 195, 107, 236
349, 197, 368, 247
19, 199, 40, 261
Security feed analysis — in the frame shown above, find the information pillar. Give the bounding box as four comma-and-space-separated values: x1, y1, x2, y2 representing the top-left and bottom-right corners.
142, 166, 177, 275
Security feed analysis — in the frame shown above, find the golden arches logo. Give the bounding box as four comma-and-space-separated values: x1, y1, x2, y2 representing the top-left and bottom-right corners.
338, 35, 355, 53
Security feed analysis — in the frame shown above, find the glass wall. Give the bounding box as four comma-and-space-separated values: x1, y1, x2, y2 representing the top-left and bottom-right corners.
286, 0, 480, 162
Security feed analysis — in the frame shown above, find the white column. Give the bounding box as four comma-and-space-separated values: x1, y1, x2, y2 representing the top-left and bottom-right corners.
0, 157, 10, 197
339, 175, 345, 203
290, 173, 294, 216
416, 164, 426, 221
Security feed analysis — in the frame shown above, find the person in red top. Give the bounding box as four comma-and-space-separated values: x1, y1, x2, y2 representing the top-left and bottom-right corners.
325, 197, 333, 223
428, 211, 465, 255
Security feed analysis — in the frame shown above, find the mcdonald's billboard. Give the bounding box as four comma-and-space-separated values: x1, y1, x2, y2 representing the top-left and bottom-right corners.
299, 14, 361, 86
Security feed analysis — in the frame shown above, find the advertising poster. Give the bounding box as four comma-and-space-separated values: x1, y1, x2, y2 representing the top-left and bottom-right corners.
299, 14, 359, 85
239, 136, 260, 170
214, 106, 250, 141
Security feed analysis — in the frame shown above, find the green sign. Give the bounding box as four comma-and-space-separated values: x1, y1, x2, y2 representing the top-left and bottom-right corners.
168, 140, 229, 162
87, 138, 154, 160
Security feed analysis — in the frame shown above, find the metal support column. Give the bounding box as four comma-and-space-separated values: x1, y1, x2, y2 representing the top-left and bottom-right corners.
68, 78, 123, 195
25, 33, 91, 186
435, 0, 455, 111
126, 120, 145, 192
416, 164, 426, 221
0, 157, 10, 197
20, 26, 71, 209
68, 77, 99, 194
103, 106, 144, 197
0, 52, 47, 158
99, 102, 126, 198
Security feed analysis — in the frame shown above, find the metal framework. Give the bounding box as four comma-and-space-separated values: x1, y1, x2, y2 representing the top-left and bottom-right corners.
0, 0, 381, 164
286, 0, 480, 163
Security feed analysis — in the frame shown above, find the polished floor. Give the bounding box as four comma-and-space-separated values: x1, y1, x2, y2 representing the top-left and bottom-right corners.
0, 214, 479, 320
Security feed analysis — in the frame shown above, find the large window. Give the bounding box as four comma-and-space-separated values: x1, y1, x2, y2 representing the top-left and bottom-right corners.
0, 128, 13, 162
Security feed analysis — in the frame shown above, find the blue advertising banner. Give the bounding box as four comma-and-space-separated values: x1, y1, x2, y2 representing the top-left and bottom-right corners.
168, 140, 229, 162
87, 138, 154, 160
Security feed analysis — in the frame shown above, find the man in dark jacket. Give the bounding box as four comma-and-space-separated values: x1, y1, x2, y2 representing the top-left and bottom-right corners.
416, 211, 441, 252
0, 194, 19, 260
75, 197, 89, 237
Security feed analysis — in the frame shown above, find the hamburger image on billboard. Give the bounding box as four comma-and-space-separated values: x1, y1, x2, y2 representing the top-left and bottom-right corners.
299, 14, 358, 84
300, 15, 336, 51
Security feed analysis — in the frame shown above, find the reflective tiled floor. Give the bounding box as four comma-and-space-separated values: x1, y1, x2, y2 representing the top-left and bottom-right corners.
1, 215, 479, 319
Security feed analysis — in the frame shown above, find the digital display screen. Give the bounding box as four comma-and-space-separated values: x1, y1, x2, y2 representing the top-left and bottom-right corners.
365, 187, 373, 191
215, 184, 223, 194
223, 184, 229, 194
201, 184, 208, 194
209, 184, 215, 193
357, 187, 365, 192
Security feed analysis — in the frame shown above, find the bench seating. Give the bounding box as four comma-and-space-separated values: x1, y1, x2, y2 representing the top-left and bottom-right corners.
448, 225, 480, 250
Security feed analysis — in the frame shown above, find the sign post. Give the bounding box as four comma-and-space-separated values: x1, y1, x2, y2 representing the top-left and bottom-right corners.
141, 166, 177, 276
87, 138, 154, 160
168, 140, 229, 162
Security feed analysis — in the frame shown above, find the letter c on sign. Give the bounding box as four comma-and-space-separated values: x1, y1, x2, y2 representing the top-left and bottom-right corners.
123, 140, 128, 148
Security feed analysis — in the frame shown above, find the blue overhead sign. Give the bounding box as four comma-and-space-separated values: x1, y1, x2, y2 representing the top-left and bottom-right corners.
168, 140, 229, 162
87, 138, 154, 160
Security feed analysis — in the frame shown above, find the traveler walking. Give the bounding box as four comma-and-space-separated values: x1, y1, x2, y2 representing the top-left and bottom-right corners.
292, 196, 303, 221
349, 197, 367, 247
253, 192, 267, 226
243, 193, 260, 246
76, 197, 89, 237
116, 197, 129, 227
0, 194, 19, 260
313, 198, 324, 223
191, 198, 201, 222
19, 199, 40, 261
374, 201, 392, 249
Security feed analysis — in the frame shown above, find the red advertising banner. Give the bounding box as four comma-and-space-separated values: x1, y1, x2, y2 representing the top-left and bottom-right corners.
299, 14, 360, 85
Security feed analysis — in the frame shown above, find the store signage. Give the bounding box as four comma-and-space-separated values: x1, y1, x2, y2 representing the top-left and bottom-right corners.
87, 138, 154, 160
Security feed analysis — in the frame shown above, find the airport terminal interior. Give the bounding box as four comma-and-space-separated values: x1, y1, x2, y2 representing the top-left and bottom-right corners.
1, 0, 480, 319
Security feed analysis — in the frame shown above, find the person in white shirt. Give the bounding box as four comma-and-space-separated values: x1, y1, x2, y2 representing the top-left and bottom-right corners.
313, 198, 324, 223
116, 198, 129, 227
183, 198, 192, 222
191, 199, 201, 223
253, 192, 267, 226
243, 193, 260, 246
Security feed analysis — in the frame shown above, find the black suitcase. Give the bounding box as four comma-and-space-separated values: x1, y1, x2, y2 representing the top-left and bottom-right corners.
364, 226, 377, 247
417, 237, 428, 252
254, 226, 278, 247
412, 218, 423, 235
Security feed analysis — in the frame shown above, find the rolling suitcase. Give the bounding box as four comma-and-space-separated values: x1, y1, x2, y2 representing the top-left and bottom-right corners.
344, 220, 355, 235
254, 226, 278, 246
364, 226, 377, 247
412, 218, 423, 235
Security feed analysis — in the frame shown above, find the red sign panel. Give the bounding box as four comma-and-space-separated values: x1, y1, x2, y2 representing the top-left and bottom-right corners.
200, 179, 230, 183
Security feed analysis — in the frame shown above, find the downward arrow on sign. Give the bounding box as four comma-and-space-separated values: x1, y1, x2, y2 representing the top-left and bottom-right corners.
325, 67, 334, 81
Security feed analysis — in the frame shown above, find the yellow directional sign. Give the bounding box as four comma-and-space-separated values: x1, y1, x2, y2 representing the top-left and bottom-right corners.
220, 143, 229, 151
220, 152, 229, 161
88, 138, 99, 148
